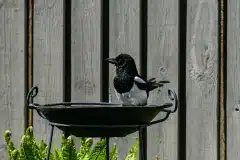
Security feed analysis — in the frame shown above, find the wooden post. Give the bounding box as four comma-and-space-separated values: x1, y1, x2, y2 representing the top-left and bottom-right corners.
219, 0, 227, 159
25, 0, 33, 130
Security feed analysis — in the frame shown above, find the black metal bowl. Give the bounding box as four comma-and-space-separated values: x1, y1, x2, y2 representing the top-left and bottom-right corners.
26, 86, 178, 137
30, 103, 173, 137
49, 122, 147, 137
32, 103, 172, 125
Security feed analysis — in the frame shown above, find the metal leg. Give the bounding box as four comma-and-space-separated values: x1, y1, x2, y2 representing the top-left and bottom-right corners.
106, 137, 110, 160
46, 125, 54, 160
139, 127, 147, 160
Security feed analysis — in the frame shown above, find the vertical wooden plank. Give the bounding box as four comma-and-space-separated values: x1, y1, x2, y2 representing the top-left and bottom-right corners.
186, 0, 218, 160
0, 0, 25, 159
71, 0, 101, 102
147, 0, 178, 159
33, 0, 63, 147
71, 0, 101, 148
109, 0, 140, 159
226, 0, 240, 160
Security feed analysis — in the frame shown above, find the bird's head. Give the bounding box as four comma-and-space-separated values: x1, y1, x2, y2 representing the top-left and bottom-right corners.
105, 53, 134, 66
105, 53, 138, 76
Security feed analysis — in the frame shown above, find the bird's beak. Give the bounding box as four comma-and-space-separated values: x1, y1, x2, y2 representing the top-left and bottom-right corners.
105, 58, 117, 65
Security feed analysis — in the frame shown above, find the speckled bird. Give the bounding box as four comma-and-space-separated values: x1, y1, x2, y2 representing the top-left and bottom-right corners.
106, 53, 169, 106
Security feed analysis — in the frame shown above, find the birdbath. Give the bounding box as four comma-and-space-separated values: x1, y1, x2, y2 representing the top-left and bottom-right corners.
26, 86, 178, 160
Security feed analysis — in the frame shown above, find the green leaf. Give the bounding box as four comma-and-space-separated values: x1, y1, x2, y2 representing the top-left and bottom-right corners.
124, 138, 139, 160
89, 138, 106, 160
78, 137, 93, 160
154, 155, 160, 160
68, 136, 78, 160
19, 135, 34, 160
61, 136, 77, 160
54, 149, 62, 160
10, 149, 19, 160
110, 143, 117, 160
45, 146, 55, 160
4, 130, 16, 159
38, 140, 48, 158
78, 152, 91, 160
27, 126, 42, 160
18, 126, 43, 160
61, 135, 68, 159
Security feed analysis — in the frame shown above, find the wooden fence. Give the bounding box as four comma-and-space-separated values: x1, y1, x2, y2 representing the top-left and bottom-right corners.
0, 0, 234, 160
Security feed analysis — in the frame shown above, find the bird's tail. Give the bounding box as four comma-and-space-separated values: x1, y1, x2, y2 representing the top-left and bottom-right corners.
147, 78, 170, 92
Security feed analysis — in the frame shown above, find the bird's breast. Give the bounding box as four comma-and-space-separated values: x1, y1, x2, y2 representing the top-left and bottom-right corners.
113, 76, 133, 93
115, 83, 148, 106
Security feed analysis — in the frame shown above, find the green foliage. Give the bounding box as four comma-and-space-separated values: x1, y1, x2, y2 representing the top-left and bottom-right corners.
4, 126, 140, 160
124, 138, 139, 160
78, 138, 93, 160
38, 140, 48, 158
4, 130, 16, 159
154, 155, 160, 160
61, 136, 78, 160
109, 143, 117, 160
89, 138, 106, 160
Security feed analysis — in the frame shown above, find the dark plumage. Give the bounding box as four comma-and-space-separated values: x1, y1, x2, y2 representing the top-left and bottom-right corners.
106, 53, 169, 106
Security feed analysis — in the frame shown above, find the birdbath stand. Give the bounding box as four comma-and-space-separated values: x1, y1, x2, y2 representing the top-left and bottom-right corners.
26, 86, 178, 160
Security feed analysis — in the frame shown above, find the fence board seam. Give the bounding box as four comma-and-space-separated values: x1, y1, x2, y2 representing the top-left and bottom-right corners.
139, 0, 148, 160
63, 0, 72, 103
24, 0, 34, 130
100, 0, 110, 102
218, 0, 227, 159
178, 0, 187, 159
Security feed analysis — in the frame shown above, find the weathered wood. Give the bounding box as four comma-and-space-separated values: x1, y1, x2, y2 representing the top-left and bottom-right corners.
227, 1, 240, 160
186, 0, 218, 160
33, 0, 63, 147
219, 0, 225, 160
109, 0, 140, 159
147, 0, 178, 159
71, 0, 102, 148
71, 0, 101, 102
0, 0, 25, 159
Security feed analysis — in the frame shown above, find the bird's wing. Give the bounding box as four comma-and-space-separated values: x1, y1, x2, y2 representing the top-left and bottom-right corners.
135, 75, 170, 91
134, 76, 146, 83
134, 76, 148, 90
